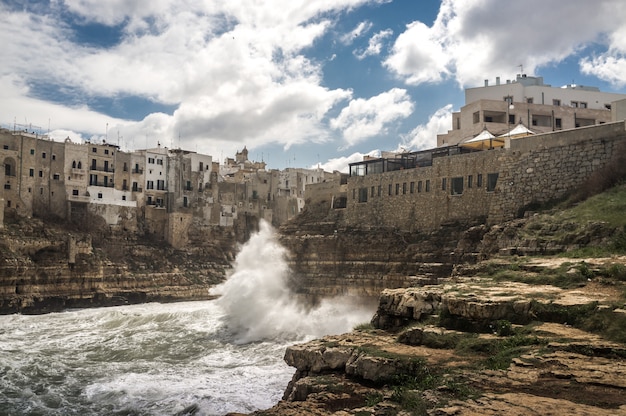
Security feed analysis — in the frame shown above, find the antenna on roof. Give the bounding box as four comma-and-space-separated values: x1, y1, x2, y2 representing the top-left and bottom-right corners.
518, 64, 524, 75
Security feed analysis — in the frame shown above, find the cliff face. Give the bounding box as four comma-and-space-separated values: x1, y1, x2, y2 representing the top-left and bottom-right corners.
278, 209, 486, 301
0, 214, 237, 314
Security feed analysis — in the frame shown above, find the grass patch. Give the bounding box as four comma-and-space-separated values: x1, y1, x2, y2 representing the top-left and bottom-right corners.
354, 322, 375, 331
456, 334, 545, 370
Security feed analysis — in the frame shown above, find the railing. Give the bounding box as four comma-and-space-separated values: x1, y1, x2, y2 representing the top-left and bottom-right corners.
89, 166, 115, 173
132, 168, 143, 174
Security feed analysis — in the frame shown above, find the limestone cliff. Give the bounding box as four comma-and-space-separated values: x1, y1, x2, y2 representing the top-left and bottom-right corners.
0, 213, 237, 314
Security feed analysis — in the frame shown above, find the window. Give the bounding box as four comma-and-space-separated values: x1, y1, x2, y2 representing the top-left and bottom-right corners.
77, 161, 82, 169
53, 174, 60, 180
157, 179, 165, 190
425, 180, 431, 192
199, 162, 204, 171
29, 168, 34, 177
42, 152, 46, 159
370, 186, 375, 197
553, 99, 561, 106
122, 179, 127, 190
388, 184, 392, 196
157, 159, 163, 165
2, 145, 8, 150
477, 174, 483, 188
72, 161, 76, 168
451, 177, 464, 195
30, 149, 35, 155
186, 181, 192, 191
52, 154, 56, 160
402, 183, 407, 194
147, 196, 153, 205
377, 185, 382, 197
580, 102, 587, 109
39, 170, 43, 177
526, 97, 534, 104
123, 163, 128, 172
98, 193, 103, 199
555, 118, 562, 129
473, 111, 480, 124
508, 114, 515, 124
571, 101, 578, 108
395, 183, 400, 195
487, 173, 499, 192
468, 175, 473, 188
418, 181, 423, 193
410, 182, 415, 194
72, 189, 78, 196
91, 159, 97, 169
148, 157, 155, 164
358, 187, 368, 203
441, 178, 447, 191
122, 196, 126, 201
147, 180, 154, 190
4, 184, 10, 190
132, 182, 138, 191
92, 147, 97, 153
504, 95, 513, 105
104, 149, 109, 155
183, 196, 188, 207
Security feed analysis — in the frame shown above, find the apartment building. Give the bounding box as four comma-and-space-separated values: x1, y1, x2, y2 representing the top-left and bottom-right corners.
438, 74, 626, 146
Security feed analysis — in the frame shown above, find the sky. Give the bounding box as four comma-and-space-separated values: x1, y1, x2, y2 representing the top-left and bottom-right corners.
3, 0, 626, 172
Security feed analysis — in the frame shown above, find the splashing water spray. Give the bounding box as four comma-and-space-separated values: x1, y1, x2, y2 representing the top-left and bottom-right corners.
212, 220, 376, 343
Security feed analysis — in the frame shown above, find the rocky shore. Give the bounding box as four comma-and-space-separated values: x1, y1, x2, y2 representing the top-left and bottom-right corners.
247, 257, 626, 415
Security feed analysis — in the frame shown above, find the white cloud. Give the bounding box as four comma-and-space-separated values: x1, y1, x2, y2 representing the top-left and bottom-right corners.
354, 29, 393, 60
317, 149, 380, 173
384, 0, 626, 87
400, 105, 453, 151
0, 0, 384, 160
340, 21, 374, 45
330, 88, 414, 149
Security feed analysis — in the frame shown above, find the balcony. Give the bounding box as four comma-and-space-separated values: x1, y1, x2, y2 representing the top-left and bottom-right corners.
71, 168, 87, 176
89, 181, 114, 188
68, 194, 90, 203
90, 166, 115, 173
132, 168, 144, 174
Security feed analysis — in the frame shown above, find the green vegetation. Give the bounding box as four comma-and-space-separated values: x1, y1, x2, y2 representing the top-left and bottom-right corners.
354, 322, 375, 331
456, 333, 545, 370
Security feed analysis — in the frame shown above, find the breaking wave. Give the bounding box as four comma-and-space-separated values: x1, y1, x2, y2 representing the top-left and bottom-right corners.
212, 220, 376, 343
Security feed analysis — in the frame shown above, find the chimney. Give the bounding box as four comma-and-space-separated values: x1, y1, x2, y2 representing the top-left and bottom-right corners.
496, 77, 501, 85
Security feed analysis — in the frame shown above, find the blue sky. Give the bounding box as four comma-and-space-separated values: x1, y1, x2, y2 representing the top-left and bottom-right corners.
2, 0, 626, 172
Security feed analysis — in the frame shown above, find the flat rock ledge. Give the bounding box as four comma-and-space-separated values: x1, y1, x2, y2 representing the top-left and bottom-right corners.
246, 279, 626, 416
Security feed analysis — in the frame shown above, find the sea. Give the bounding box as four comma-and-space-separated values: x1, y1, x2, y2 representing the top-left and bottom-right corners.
0, 221, 376, 415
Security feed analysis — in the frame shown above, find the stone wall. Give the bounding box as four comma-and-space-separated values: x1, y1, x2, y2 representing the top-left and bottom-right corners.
489, 121, 626, 223
343, 121, 626, 232
345, 150, 502, 231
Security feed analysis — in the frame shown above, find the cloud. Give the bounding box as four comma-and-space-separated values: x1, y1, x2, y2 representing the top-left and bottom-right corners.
340, 21, 374, 45
0, 0, 384, 160
317, 149, 380, 173
384, 0, 626, 87
354, 29, 393, 60
330, 88, 414, 149
400, 105, 453, 151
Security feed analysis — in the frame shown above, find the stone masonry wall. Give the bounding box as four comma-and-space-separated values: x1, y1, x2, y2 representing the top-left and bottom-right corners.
345, 149, 502, 231
488, 121, 626, 223
344, 121, 626, 232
